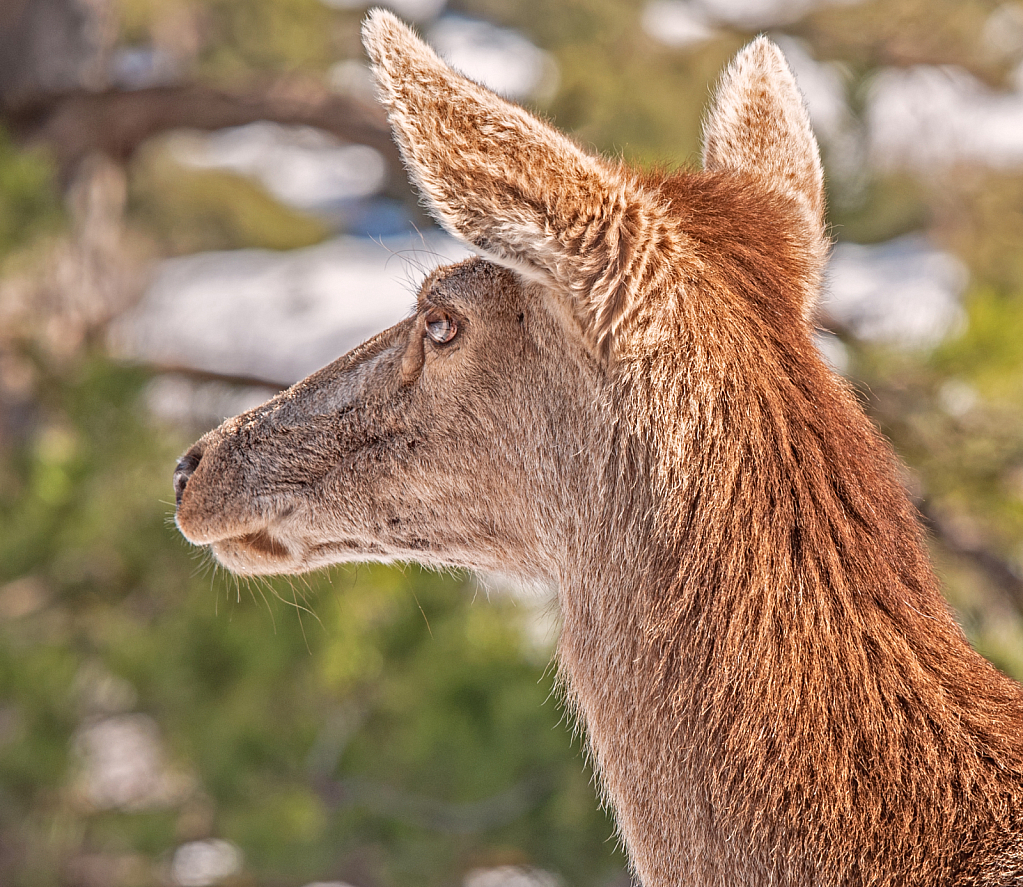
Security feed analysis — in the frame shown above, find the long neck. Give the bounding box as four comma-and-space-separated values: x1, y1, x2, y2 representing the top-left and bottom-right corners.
555, 339, 1023, 887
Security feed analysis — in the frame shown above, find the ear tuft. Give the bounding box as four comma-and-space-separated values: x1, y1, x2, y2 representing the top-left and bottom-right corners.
702, 36, 825, 238
361, 7, 405, 54
362, 9, 439, 104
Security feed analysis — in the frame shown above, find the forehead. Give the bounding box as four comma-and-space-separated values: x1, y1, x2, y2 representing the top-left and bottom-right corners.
417, 257, 525, 315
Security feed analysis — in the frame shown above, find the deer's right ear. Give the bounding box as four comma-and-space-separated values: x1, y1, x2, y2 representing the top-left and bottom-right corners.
702, 37, 828, 310
362, 10, 669, 350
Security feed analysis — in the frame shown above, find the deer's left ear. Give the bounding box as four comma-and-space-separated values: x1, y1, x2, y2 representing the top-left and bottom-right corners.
703, 37, 828, 310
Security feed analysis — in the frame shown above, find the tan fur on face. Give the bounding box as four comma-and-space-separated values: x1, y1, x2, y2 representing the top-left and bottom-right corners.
175, 13, 1023, 886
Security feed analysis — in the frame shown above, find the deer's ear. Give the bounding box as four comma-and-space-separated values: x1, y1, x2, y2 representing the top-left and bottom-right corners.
362, 9, 668, 349
702, 37, 827, 264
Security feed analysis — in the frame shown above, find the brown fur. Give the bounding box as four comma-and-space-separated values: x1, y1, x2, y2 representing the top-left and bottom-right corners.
173, 12, 1023, 886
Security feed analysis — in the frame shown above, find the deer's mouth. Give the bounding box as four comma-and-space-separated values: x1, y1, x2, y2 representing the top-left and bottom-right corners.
206, 528, 303, 576
174, 447, 437, 575
174, 465, 308, 574
204, 526, 401, 576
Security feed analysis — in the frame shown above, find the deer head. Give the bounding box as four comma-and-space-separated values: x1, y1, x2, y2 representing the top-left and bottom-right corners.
173, 12, 1023, 887
173, 12, 827, 581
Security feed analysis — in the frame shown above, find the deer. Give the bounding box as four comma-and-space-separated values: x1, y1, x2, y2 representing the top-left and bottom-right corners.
172, 10, 1023, 886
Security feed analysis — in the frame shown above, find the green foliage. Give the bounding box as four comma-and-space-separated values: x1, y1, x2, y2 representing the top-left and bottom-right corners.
0, 361, 624, 886
117, 0, 339, 78
198, 0, 339, 79
0, 128, 63, 261
828, 174, 931, 245
129, 142, 330, 254
797, 0, 1019, 86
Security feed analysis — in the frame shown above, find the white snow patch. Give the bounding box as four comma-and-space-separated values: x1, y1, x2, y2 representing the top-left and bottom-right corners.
428, 16, 556, 101
171, 123, 387, 210
982, 3, 1023, 59
824, 236, 968, 348
464, 867, 563, 887
813, 331, 850, 374
171, 840, 243, 887
109, 232, 471, 385
641, 2, 718, 49
650, 0, 862, 31
867, 65, 1023, 169
73, 714, 190, 811
938, 379, 980, 418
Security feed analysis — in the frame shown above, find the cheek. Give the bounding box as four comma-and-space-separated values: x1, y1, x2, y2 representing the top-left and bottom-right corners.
401, 331, 426, 382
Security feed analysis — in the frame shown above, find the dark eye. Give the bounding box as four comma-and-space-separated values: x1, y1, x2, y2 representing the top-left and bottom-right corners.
425, 308, 458, 344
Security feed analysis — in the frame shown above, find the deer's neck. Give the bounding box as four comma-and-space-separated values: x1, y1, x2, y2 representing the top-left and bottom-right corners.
555, 348, 1023, 887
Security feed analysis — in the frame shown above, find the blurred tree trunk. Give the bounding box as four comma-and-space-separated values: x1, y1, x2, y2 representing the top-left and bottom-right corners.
0, 0, 115, 104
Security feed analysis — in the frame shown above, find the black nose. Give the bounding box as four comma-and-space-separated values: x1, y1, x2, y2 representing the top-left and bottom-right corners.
173, 449, 202, 507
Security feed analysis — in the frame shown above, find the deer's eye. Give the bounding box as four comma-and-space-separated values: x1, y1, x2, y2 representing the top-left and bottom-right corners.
425, 309, 458, 344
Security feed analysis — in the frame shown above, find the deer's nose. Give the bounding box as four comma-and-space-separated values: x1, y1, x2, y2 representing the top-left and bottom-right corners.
173, 448, 203, 508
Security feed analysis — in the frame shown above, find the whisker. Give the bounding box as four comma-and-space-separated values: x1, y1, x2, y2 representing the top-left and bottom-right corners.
400, 569, 433, 638
251, 576, 277, 632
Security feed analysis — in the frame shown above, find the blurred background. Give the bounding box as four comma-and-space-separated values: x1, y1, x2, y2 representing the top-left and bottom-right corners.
1, 0, 1022, 885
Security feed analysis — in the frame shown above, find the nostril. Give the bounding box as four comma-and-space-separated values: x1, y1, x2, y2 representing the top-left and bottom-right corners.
173, 450, 202, 508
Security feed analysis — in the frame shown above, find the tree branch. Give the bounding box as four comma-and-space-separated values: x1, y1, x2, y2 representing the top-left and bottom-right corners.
129, 362, 289, 393
2, 80, 401, 181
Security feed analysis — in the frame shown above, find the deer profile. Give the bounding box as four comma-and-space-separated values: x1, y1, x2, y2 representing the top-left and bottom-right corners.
173, 11, 1023, 886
